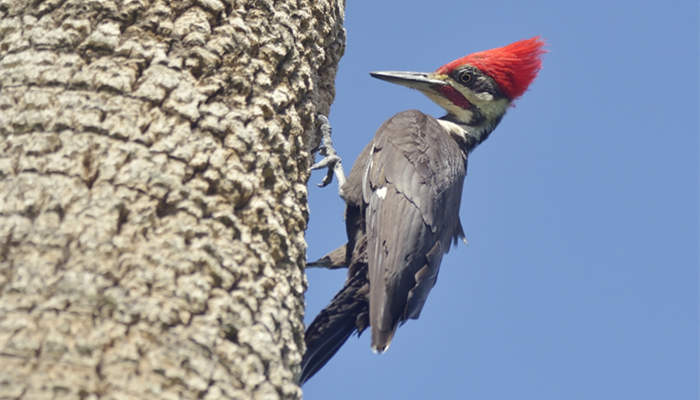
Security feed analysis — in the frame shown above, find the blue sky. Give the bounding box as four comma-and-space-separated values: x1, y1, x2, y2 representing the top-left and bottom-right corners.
303, 2, 698, 399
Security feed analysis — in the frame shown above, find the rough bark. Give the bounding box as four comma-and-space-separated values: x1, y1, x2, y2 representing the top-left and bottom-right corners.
0, 0, 345, 399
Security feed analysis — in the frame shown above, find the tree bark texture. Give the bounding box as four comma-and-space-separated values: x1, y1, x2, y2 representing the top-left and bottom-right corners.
0, 0, 345, 399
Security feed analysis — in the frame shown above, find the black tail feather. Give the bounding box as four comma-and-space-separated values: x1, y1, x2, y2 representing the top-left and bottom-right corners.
300, 264, 369, 384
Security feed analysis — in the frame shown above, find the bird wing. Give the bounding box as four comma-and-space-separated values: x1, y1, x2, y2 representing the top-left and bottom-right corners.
362, 110, 467, 350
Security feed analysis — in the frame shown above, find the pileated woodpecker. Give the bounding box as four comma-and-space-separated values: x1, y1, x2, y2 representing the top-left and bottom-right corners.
303, 37, 545, 384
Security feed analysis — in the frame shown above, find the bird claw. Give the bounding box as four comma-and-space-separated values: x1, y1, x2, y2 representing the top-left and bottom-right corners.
310, 154, 341, 187
310, 115, 346, 191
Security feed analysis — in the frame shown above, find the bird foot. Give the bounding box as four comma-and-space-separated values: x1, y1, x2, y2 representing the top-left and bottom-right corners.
310, 115, 346, 191
306, 243, 348, 269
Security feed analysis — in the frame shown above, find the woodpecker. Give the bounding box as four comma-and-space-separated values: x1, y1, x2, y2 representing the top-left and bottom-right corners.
302, 37, 545, 384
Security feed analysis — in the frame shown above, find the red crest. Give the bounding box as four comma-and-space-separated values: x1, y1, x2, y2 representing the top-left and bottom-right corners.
436, 37, 545, 100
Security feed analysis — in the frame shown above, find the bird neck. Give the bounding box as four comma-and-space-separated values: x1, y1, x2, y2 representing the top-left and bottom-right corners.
437, 113, 502, 152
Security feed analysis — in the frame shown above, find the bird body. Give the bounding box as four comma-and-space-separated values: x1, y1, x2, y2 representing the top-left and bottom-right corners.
302, 37, 545, 384
351, 110, 468, 351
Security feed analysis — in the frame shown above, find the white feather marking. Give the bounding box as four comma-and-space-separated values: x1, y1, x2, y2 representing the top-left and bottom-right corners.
375, 186, 387, 199
437, 119, 469, 142
474, 91, 494, 101
438, 117, 498, 145
361, 144, 375, 203
371, 342, 391, 354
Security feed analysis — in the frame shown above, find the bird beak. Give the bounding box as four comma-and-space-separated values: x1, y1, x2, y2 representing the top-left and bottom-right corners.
370, 71, 446, 92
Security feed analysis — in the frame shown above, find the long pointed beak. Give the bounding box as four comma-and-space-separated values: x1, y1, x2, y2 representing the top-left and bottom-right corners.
369, 71, 446, 91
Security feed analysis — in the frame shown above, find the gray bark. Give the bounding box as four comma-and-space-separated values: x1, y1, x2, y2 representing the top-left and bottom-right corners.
0, 0, 345, 399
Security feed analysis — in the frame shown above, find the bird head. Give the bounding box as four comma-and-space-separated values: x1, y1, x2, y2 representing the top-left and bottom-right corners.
370, 37, 545, 138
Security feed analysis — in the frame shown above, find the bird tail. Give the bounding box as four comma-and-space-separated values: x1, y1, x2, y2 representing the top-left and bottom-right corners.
300, 264, 369, 384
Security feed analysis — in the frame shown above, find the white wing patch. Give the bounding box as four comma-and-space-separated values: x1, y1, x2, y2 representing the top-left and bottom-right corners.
375, 186, 388, 199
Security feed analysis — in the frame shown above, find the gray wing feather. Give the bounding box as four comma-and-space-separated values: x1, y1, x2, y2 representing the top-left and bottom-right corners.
362, 110, 467, 346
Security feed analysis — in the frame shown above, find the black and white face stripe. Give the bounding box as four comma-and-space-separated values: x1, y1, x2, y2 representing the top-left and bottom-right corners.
449, 65, 507, 101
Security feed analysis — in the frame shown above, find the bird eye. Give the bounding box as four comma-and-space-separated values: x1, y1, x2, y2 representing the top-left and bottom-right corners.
458, 70, 472, 84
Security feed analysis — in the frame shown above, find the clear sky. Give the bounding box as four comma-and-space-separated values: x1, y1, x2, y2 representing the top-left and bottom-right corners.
303, 2, 698, 399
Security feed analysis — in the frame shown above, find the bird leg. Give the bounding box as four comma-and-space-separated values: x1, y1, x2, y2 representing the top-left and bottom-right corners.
310, 115, 346, 194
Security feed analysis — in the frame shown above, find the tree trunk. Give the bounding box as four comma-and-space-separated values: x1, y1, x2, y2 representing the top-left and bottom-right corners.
0, 1, 345, 399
